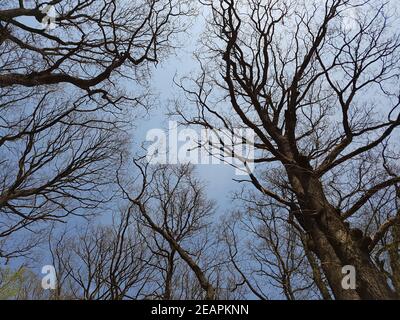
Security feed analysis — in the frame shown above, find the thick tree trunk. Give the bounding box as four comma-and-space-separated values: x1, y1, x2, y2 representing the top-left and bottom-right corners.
287, 164, 396, 300
388, 221, 400, 297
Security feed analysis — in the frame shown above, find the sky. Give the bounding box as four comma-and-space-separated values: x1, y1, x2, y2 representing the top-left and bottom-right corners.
132, 12, 244, 213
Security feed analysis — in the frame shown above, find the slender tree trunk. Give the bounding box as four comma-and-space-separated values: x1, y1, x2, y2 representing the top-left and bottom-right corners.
164, 249, 176, 300
302, 235, 333, 300
136, 202, 216, 300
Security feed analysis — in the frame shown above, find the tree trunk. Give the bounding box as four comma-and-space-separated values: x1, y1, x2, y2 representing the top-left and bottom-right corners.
388, 221, 400, 297
287, 164, 396, 300
301, 234, 333, 300
164, 249, 176, 300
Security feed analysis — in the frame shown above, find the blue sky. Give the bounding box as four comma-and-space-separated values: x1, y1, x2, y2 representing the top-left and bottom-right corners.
132, 13, 244, 213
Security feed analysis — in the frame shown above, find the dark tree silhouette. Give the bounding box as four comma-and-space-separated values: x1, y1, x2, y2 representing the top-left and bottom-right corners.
0, 0, 191, 258
0, 0, 190, 100
177, 0, 400, 299
119, 163, 218, 300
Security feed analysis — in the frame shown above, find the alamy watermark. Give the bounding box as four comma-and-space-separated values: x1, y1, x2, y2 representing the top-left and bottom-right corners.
342, 265, 356, 290
39, 4, 58, 31
146, 121, 255, 176
341, 7, 360, 33
23, 1, 58, 30
41, 265, 57, 290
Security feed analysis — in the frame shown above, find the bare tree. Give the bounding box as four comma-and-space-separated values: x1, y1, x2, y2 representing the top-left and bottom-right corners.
48, 208, 155, 300
0, 0, 191, 100
119, 163, 219, 300
46, 164, 236, 301
0, 88, 127, 258
177, 0, 400, 299
0, 0, 191, 259
222, 192, 331, 300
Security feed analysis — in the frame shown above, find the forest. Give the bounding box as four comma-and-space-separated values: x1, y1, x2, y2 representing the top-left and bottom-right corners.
0, 0, 399, 301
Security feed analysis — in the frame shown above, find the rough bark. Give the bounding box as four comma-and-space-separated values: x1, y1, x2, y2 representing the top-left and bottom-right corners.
287, 162, 397, 300
302, 235, 333, 300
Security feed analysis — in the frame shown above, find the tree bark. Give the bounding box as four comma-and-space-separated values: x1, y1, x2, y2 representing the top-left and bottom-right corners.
302, 235, 333, 300
388, 221, 400, 297
164, 249, 176, 300
287, 163, 397, 300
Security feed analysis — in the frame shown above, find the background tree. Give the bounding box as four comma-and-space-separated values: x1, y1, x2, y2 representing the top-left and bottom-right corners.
0, 0, 191, 98
222, 191, 332, 300
48, 209, 155, 300
0, 0, 191, 259
46, 165, 236, 301
0, 90, 127, 259
0, 266, 45, 300
119, 163, 221, 300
